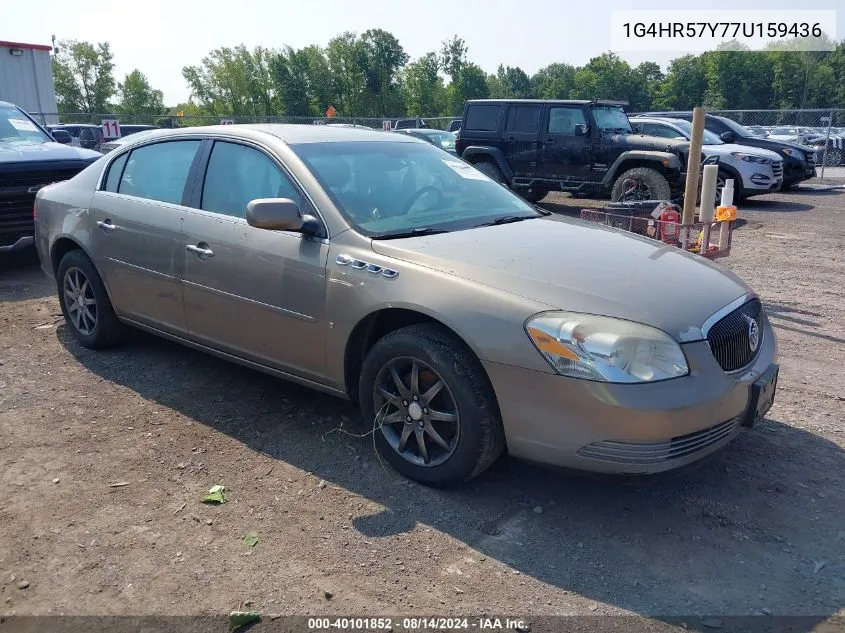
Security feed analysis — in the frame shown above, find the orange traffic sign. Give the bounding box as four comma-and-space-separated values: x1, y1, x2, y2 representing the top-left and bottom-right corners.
326, 105, 336, 118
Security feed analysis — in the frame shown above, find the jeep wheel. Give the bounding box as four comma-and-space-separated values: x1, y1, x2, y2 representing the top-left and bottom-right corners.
473, 161, 505, 184
518, 188, 548, 204
611, 167, 671, 202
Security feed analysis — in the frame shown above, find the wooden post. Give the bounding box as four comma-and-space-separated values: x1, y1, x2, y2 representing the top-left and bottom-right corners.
682, 107, 706, 225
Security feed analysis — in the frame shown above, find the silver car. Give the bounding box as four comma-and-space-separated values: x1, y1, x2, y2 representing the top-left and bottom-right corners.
34, 125, 779, 487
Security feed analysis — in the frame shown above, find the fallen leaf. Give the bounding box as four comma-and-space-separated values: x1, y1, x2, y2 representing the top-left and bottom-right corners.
202, 485, 227, 504
229, 610, 261, 630
243, 532, 259, 548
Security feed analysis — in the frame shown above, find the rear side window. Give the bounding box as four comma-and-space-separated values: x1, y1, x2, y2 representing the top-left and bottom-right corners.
118, 140, 201, 205
506, 105, 540, 134
104, 153, 129, 192
201, 141, 302, 219
464, 105, 500, 131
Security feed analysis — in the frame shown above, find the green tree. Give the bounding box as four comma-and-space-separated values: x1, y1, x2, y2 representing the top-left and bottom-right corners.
487, 65, 532, 99
702, 44, 774, 110
271, 46, 314, 116
571, 53, 640, 106
440, 37, 488, 115
403, 53, 445, 116
652, 55, 707, 110
52, 40, 115, 113
325, 32, 368, 115
530, 63, 576, 100
116, 70, 164, 115
360, 29, 408, 116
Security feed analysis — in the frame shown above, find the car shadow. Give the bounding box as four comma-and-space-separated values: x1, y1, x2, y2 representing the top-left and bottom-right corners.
740, 198, 815, 213
0, 248, 53, 302
58, 328, 843, 630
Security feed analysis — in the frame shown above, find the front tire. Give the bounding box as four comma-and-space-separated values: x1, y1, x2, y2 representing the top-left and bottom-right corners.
611, 167, 671, 202
358, 324, 505, 487
472, 160, 506, 184
56, 249, 125, 349
518, 187, 548, 203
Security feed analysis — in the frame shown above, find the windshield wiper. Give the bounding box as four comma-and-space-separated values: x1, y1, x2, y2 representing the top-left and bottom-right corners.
374, 227, 451, 240
474, 215, 538, 228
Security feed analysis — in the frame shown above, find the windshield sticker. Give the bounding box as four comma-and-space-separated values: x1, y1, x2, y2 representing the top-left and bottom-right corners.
9, 118, 39, 132
442, 159, 488, 180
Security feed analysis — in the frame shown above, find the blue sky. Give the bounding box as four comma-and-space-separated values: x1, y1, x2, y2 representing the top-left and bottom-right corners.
5, 0, 843, 105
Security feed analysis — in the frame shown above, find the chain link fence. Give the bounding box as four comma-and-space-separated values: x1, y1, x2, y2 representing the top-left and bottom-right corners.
30, 112, 460, 131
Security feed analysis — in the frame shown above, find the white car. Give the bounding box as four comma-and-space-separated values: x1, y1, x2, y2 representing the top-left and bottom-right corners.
631, 117, 784, 200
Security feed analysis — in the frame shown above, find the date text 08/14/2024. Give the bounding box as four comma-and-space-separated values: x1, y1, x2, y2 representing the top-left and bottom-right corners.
307, 617, 528, 631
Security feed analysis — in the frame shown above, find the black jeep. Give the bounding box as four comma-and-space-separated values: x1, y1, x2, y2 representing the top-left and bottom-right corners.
455, 99, 691, 203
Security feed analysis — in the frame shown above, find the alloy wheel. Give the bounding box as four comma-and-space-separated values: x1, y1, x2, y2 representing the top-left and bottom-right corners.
373, 357, 460, 467
620, 178, 652, 201
63, 267, 97, 335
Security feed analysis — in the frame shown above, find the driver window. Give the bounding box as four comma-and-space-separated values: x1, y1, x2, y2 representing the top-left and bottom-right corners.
548, 107, 588, 136
201, 141, 302, 219
644, 123, 680, 139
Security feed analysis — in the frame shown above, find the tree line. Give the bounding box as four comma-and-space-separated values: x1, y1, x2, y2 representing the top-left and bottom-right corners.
51, 33, 845, 119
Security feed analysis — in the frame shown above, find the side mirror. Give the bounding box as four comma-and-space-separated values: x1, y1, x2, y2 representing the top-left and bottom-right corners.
720, 131, 734, 142
575, 124, 589, 137
246, 198, 322, 235
51, 129, 72, 144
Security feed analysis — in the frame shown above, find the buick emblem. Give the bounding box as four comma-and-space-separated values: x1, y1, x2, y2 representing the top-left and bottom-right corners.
744, 315, 760, 353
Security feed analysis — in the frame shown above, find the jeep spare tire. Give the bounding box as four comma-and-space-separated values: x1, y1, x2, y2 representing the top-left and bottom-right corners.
611, 167, 671, 202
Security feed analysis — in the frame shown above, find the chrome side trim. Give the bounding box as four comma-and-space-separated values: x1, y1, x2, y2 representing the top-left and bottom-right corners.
335, 253, 398, 279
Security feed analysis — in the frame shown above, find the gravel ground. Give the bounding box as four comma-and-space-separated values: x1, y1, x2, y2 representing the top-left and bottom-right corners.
0, 186, 843, 632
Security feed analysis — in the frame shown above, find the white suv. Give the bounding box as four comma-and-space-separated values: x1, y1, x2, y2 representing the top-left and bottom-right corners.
630, 117, 784, 200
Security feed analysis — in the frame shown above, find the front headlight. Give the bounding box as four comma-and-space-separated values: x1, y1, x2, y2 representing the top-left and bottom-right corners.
732, 152, 770, 164
525, 312, 689, 383
782, 148, 804, 160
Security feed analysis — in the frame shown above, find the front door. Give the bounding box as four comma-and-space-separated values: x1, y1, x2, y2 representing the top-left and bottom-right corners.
539, 105, 593, 182
88, 139, 203, 333
504, 103, 541, 178
181, 139, 330, 382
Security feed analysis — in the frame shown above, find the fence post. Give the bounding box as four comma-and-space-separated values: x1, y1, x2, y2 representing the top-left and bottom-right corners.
819, 110, 834, 180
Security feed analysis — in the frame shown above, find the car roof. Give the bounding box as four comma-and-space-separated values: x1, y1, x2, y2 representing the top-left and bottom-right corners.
630, 116, 688, 125
399, 128, 450, 134
104, 124, 424, 147
52, 123, 101, 128
466, 99, 593, 105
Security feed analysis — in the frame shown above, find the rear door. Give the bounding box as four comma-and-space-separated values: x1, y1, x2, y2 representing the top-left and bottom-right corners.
538, 104, 592, 181
180, 139, 330, 381
89, 139, 204, 333
503, 103, 541, 177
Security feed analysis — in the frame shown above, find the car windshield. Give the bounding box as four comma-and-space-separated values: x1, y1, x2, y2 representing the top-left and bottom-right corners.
668, 120, 724, 145
0, 105, 52, 143
293, 141, 541, 238
716, 116, 752, 138
593, 106, 632, 133
419, 131, 456, 150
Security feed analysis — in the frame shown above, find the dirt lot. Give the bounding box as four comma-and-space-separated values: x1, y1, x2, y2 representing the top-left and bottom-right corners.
1, 186, 843, 631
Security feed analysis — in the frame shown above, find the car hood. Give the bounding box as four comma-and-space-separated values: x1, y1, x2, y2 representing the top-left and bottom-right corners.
709, 143, 783, 161
371, 215, 751, 342
0, 139, 101, 164
617, 133, 689, 153
739, 136, 813, 155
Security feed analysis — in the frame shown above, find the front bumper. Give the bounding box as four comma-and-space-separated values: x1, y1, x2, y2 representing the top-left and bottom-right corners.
484, 319, 778, 474
783, 159, 816, 185
0, 235, 34, 253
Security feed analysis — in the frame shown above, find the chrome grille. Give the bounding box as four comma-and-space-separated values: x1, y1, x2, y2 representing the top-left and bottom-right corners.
577, 419, 740, 465
772, 163, 783, 179
706, 298, 764, 372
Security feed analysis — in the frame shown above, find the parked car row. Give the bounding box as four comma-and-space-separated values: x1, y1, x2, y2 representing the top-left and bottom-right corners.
45, 122, 159, 152
715, 123, 844, 167
32, 123, 778, 487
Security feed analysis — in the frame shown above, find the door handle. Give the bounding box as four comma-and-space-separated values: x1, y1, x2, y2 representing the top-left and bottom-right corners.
96, 220, 117, 232
186, 244, 214, 258
545, 138, 555, 144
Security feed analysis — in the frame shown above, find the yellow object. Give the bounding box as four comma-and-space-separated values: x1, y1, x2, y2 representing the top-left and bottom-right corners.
716, 205, 736, 221
527, 326, 580, 361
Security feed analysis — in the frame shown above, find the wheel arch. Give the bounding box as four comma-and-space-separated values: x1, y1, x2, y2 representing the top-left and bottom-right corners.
460, 146, 514, 181
342, 307, 497, 407
50, 236, 116, 305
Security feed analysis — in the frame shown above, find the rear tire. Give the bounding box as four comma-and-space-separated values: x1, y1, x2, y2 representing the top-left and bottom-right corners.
473, 160, 506, 184
611, 167, 671, 202
358, 324, 505, 487
56, 249, 125, 349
